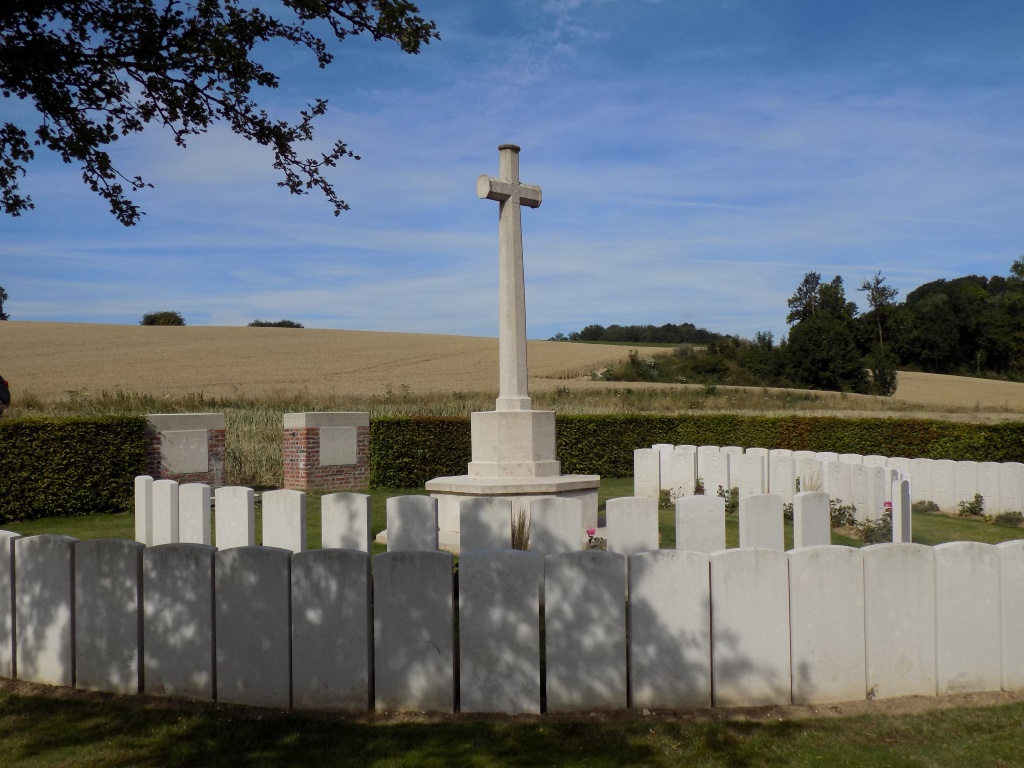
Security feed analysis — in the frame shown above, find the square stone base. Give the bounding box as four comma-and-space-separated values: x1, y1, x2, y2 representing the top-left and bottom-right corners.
468, 410, 560, 478
419, 474, 600, 553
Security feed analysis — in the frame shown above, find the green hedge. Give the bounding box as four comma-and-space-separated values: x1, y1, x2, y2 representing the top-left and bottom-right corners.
0, 416, 147, 524
370, 414, 1024, 488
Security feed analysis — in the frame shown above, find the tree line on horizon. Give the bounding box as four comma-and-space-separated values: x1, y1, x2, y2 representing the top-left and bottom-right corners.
567, 258, 1024, 396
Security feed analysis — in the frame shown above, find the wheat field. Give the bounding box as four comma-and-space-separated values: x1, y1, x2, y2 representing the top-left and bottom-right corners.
3, 321, 1024, 418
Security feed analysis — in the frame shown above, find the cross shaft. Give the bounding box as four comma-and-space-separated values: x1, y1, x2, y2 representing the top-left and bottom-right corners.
477, 144, 542, 412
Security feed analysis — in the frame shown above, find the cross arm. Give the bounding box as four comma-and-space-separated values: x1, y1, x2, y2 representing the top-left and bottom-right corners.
476, 175, 542, 208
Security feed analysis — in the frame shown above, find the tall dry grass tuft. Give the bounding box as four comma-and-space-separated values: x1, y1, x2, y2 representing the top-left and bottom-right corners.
512, 510, 530, 551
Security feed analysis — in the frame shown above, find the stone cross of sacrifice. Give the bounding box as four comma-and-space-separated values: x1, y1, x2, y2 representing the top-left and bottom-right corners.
477, 144, 542, 412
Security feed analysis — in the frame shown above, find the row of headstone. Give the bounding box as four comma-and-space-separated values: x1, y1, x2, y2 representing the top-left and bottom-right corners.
3, 533, 1018, 712
134, 477, 372, 552
639, 445, 1005, 516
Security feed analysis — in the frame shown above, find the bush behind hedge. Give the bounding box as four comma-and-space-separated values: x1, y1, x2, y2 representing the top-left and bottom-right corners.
0, 416, 147, 524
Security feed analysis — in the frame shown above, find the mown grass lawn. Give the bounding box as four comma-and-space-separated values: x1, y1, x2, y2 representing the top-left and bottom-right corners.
2, 682, 1024, 767
5, 477, 1024, 552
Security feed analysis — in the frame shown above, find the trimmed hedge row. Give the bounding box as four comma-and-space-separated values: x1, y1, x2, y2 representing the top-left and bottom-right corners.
369, 414, 1024, 487
3, 413, 1022, 517
0, 416, 147, 524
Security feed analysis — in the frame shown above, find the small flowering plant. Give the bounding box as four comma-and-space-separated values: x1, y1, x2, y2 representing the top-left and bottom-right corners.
586, 527, 606, 551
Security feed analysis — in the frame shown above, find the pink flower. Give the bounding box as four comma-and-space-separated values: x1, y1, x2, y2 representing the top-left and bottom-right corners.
884, 501, 893, 510
586, 528, 596, 537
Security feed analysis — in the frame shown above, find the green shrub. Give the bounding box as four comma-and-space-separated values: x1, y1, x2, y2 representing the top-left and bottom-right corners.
248, 319, 304, 328
912, 500, 940, 514
957, 493, 985, 517
994, 510, 1024, 527
0, 416, 146, 523
858, 512, 894, 544
140, 311, 185, 326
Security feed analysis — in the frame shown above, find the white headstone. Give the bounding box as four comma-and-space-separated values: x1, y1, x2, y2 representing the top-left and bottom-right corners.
934, 541, 1000, 694
15, 535, 76, 687
0, 531, 21, 678
999, 462, 1024, 515
215, 486, 255, 549
633, 449, 661, 499
152, 479, 179, 546
863, 455, 887, 468
789, 546, 866, 704
74, 538, 144, 694
134, 475, 153, 546
605, 497, 659, 556
977, 462, 1001, 513
262, 489, 307, 554
291, 549, 372, 710
710, 548, 791, 706
529, 497, 583, 556
178, 483, 211, 545
998, 540, 1024, 690
386, 495, 438, 552
792, 491, 830, 549
374, 551, 454, 712
826, 461, 853, 510
794, 450, 816, 461
459, 551, 543, 714
215, 546, 292, 709
892, 478, 912, 543
545, 551, 627, 711
675, 495, 726, 554
931, 460, 957, 512
863, 543, 936, 699
795, 457, 825, 494
738, 494, 784, 551
839, 453, 862, 465
910, 457, 934, 505
143, 544, 216, 700
734, 453, 766, 499
629, 550, 712, 709
321, 492, 372, 551
850, 464, 870, 521
863, 465, 887, 521
663, 444, 696, 499
814, 451, 839, 464
698, 447, 730, 498
667, 445, 698, 496
954, 460, 979, 508
887, 456, 912, 478
768, 453, 795, 503
654, 444, 675, 491
459, 497, 512, 553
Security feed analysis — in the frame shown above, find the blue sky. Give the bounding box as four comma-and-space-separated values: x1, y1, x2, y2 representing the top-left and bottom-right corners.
3, 0, 1023, 342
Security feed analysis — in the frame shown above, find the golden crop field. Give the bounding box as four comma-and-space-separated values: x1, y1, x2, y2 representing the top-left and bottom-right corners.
0, 321, 656, 401
3, 321, 1024, 419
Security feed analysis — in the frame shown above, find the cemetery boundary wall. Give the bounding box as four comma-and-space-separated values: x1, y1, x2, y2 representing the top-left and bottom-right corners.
2, 532, 1022, 714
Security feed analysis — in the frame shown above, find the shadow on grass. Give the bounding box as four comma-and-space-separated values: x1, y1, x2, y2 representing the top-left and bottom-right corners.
6, 684, 1024, 767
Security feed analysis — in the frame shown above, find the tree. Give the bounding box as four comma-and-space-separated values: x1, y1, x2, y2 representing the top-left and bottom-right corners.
248, 319, 303, 328
858, 271, 899, 350
786, 272, 822, 325
784, 274, 870, 393
141, 310, 185, 326
1, 1, 438, 225
0, 283, 8, 320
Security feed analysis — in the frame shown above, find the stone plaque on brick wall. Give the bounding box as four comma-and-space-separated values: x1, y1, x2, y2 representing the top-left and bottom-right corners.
319, 427, 358, 466
162, 430, 209, 474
